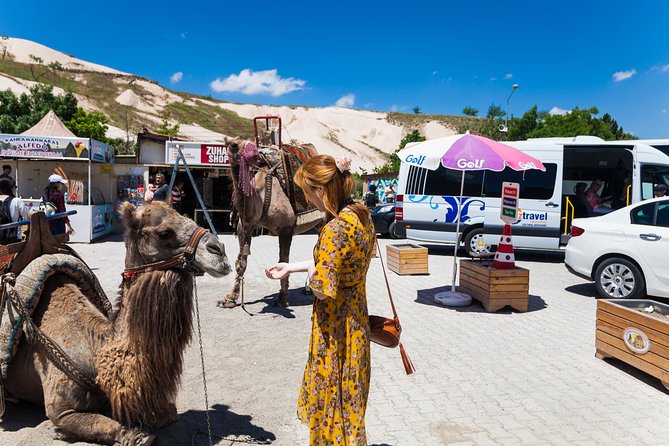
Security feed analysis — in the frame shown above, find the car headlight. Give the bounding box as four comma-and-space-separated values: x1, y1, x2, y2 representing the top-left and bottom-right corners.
378, 205, 394, 213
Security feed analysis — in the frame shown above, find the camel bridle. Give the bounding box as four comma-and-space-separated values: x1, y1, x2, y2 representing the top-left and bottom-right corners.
122, 226, 210, 283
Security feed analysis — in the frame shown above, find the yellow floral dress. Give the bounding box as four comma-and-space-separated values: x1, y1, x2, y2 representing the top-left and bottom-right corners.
299, 208, 375, 445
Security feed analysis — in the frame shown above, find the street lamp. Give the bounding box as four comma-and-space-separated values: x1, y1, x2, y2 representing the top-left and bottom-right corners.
503, 83, 519, 133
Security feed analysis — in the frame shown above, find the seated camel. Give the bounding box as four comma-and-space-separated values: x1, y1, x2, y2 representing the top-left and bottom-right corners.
1, 202, 231, 445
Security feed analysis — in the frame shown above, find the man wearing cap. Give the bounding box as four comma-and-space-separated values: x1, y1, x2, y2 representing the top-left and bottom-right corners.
654, 184, 668, 198
44, 174, 73, 235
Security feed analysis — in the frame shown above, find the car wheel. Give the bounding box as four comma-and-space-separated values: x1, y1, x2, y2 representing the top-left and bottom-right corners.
463, 227, 492, 257
594, 258, 646, 299
388, 221, 399, 239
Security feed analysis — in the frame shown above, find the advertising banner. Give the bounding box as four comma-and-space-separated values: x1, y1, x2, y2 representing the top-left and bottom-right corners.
165, 141, 230, 166
90, 139, 114, 163
0, 134, 90, 160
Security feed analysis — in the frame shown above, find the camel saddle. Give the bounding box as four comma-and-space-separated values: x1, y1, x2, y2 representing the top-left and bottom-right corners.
259, 143, 323, 233
0, 213, 112, 381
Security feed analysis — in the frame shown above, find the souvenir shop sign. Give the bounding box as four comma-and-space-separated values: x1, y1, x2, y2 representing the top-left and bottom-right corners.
165, 141, 230, 166
0, 134, 90, 160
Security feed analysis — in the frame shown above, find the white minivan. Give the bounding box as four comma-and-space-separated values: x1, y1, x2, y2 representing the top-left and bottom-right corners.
394, 136, 669, 255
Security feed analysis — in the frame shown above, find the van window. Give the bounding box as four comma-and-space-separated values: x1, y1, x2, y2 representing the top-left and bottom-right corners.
482, 163, 557, 199
423, 166, 484, 197
640, 164, 669, 200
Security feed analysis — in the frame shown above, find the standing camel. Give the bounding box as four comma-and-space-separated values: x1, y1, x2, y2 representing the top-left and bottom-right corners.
2, 202, 231, 445
217, 137, 322, 308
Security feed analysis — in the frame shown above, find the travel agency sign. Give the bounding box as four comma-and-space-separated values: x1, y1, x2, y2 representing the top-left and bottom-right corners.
165, 141, 230, 165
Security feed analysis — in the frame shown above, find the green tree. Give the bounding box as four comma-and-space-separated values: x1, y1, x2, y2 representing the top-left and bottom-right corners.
66, 108, 109, 141
0, 84, 77, 133
374, 129, 426, 173
486, 104, 505, 119
462, 106, 479, 116
156, 112, 180, 136
412, 106, 421, 114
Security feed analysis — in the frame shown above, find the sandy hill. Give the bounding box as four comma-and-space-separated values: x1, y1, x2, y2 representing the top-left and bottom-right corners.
0, 37, 480, 170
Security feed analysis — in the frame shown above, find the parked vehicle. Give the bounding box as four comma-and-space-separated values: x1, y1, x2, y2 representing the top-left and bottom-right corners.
371, 203, 400, 238
394, 136, 669, 255
565, 197, 669, 299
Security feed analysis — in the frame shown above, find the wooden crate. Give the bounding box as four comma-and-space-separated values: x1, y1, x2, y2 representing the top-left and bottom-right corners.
596, 299, 669, 390
458, 260, 529, 312
386, 244, 428, 275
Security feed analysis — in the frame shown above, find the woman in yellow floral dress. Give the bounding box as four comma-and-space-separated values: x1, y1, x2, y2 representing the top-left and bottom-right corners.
265, 154, 375, 445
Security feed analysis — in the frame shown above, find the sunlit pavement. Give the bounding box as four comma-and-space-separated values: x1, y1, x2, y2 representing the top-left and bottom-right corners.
2, 234, 669, 445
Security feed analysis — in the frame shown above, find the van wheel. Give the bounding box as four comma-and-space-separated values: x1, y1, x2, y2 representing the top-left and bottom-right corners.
464, 228, 492, 257
594, 258, 645, 299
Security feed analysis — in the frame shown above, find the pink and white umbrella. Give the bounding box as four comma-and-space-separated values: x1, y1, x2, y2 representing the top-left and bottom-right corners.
397, 133, 546, 305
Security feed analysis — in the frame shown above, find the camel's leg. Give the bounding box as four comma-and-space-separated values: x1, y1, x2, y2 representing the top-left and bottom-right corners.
218, 226, 252, 308
276, 231, 293, 307
44, 382, 153, 446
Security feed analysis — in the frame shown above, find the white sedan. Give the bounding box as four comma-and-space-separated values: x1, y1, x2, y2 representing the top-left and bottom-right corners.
565, 197, 669, 299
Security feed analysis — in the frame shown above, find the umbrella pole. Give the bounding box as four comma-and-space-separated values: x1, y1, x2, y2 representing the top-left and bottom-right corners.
451, 170, 465, 292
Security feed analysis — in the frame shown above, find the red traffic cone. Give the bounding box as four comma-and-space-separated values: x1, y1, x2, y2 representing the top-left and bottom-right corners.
492, 224, 515, 269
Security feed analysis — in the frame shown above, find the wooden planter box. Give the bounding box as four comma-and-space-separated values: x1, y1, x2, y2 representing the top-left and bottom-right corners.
596, 299, 669, 389
458, 260, 529, 312
386, 244, 428, 275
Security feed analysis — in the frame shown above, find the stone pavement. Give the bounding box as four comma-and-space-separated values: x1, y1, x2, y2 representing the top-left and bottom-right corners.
1, 234, 669, 445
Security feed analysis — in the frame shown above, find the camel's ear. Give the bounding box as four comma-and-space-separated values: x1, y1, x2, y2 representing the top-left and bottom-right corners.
119, 202, 140, 230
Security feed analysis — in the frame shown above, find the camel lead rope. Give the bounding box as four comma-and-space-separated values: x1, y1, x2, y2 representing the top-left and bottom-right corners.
240, 276, 253, 316
193, 281, 213, 446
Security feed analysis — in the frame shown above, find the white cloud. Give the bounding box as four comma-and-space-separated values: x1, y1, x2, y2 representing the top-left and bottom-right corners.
549, 106, 569, 115
432, 70, 438, 76
663, 109, 667, 114
170, 71, 183, 84
390, 104, 400, 112
209, 69, 306, 97
651, 64, 669, 73
504, 73, 513, 79
335, 94, 355, 108
180, 32, 188, 39
612, 69, 636, 82
490, 77, 497, 81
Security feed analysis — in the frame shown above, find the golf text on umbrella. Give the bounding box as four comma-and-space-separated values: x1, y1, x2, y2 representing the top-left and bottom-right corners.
405, 154, 427, 166
456, 158, 485, 169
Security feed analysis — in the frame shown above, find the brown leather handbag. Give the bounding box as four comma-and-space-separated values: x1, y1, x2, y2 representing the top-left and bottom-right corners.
369, 240, 415, 375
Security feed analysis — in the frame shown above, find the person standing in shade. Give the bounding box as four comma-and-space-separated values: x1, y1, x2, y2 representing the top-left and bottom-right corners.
44, 174, 73, 235
384, 182, 396, 203
265, 154, 375, 445
364, 184, 378, 208
152, 173, 170, 202
0, 165, 12, 181
0, 177, 28, 244
171, 177, 186, 214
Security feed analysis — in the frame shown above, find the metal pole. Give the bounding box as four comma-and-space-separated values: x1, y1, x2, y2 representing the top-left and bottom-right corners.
505, 84, 519, 133
450, 170, 466, 293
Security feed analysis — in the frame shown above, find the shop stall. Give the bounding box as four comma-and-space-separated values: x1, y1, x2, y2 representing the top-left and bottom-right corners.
0, 134, 115, 243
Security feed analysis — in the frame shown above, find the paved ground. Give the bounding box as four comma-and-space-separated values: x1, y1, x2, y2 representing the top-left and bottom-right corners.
1, 233, 669, 445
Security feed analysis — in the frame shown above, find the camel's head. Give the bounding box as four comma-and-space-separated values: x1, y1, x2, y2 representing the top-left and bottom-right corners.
225, 136, 244, 163
120, 201, 231, 277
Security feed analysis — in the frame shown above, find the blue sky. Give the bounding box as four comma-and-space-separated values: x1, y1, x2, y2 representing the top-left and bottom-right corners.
2, 0, 668, 137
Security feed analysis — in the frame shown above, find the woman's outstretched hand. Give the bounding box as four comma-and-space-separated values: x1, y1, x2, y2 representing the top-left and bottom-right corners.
265, 263, 291, 280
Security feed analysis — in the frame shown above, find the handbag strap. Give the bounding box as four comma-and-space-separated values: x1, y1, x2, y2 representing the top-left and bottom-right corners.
375, 238, 399, 322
